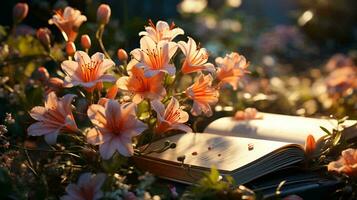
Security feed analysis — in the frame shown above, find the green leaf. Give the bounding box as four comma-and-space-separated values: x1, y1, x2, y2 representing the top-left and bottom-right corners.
24, 62, 36, 77
225, 175, 235, 185
338, 116, 349, 124
333, 131, 342, 146
320, 126, 331, 135
101, 153, 128, 173
0, 25, 7, 40
207, 167, 220, 184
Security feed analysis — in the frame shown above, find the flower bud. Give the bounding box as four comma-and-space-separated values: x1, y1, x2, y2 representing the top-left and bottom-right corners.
37, 66, 49, 82
80, 34, 91, 50
304, 134, 316, 156
36, 28, 51, 48
117, 48, 128, 62
47, 77, 64, 89
97, 4, 111, 25
13, 3, 29, 24
106, 85, 118, 99
65, 42, 76, 57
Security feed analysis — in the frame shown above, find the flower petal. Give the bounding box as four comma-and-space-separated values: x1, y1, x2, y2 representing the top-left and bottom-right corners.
171, 123, 192, 133
44, 132, 59, 144
117, 136, 134, 157
105, 100, 121, 127
163, 64, 176, 76
151, 100, 165, 117
99, 138, 117, 160
29, 106, 47, 121
92, 173, 106, 191
86, 128, 104, 145
61, 60, 80, 79
27, 122, 58, 136
45, 91, 58, 109
116, 76, 129, 91
74, 51, 91, 66
58, 94, 76, 116
156, 21, 169, 32
87, 104, 107, 127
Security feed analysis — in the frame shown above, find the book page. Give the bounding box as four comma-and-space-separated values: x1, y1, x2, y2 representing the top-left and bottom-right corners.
204, 113, 357, 145
143, 132, 293, 172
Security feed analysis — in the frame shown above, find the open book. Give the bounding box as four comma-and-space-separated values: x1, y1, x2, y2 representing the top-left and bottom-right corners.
133, 113, 357, 185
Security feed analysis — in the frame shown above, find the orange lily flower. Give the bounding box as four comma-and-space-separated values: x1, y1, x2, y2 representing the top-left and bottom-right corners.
328, 148, 357, 176
151, 97, 192, 134
48, 6, 87, 42
116, 66, 166, 104
304, 134, 316, 156
61, 51, 115, 92
27, 92, 78, 144
61, 173, 106, 200
178, 37, 215, 74
186, 74, 219, 116
216, 52, 250, 90
87, 100, 147, 159
139, 20, 184, 43
130, 36, 178, 77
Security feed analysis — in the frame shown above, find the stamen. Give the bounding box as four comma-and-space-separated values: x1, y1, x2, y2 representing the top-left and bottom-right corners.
170, 22, 176, 30
148, 19, 156, 29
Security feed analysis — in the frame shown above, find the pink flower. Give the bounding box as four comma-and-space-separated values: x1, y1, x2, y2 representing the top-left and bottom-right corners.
216, 52, 250, 90
234, 108, 262, 121
325, 53, 354, 72
326, 66, 357, 97
116, 66, 166, 104
186, 74, 219, 116
129, 36, 178, 77
151, 97, 192, 134
27, 92, 78, 144
61, 173, 106, 200
87, 100, 147, 159
139, 20, 184, 43
178, 37, 215, 74
328, 148, 357, 176
49, 6, 87, 42
61, 51, 115, 92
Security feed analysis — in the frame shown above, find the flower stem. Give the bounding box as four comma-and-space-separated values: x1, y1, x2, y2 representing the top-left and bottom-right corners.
96, 24, 111, 59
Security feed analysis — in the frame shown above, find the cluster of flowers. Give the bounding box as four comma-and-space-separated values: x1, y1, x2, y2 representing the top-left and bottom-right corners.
325, 53, 357, 98
11, 2, 357, 199
11, 3, 250, 198
304, 129, 357, 177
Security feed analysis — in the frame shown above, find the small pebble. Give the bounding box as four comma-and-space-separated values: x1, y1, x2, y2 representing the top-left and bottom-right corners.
248, 143, 254, 151
192, 151, 198, 156
218, 154, 221, 157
